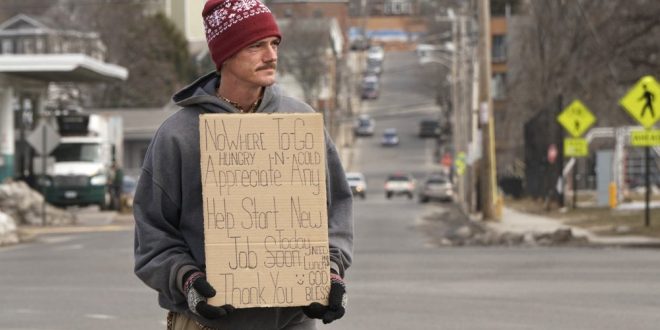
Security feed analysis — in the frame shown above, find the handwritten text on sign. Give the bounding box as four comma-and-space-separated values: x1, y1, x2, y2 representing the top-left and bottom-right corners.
199, 113, 330, 308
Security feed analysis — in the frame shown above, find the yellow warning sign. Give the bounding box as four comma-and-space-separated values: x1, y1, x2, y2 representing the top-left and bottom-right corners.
620, 75, 660, 129
455, 152, 466, 176
557, 100, 596, 137
630, 129, 660, 146
563, 138, 588, 157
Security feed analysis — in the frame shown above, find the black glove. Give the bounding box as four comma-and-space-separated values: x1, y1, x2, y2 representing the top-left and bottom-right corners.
303, 272, 347, 324
183, 270, 235, 319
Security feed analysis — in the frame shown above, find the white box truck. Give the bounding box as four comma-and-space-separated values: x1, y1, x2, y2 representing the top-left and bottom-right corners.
42, 113, 123, 210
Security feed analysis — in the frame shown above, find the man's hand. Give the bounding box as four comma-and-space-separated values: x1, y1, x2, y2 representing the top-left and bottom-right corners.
183, 271, 235, 319
303, 273, 347, 324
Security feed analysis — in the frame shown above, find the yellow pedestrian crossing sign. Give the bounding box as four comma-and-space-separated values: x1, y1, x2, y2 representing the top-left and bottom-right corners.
564, 138, 588, 157
630, 129, 660, 146
557, 100, 596, 137
620, 75, 660, 129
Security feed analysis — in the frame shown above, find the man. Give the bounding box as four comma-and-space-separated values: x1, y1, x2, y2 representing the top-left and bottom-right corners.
133, 1, 353, 329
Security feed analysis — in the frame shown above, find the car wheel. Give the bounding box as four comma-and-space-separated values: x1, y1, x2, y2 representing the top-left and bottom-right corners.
360, 193, 366, 200
419, 197, 429, 203
386, 192, 392, 199
407, 192, 413, 199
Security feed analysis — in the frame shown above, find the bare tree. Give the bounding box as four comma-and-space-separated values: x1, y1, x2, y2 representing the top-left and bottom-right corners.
279, 19, 332, 106
503, 0, 660, 163
40, 0, 194, 108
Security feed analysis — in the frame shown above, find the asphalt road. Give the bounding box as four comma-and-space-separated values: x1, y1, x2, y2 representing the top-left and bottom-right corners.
327, 51, 660, 330
0, 224, 163, 329
1, 51, 660, 330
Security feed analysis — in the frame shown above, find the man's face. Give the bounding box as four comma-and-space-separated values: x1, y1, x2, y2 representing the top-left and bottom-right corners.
222, 36, 280, 88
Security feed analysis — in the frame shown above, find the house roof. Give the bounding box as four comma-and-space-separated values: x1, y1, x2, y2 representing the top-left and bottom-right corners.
0, 14, 99, 38
0, 14, 49, 31
0, 54, 128, 83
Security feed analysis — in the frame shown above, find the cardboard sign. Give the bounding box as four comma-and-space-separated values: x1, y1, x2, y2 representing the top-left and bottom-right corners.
199, 113, 330, 308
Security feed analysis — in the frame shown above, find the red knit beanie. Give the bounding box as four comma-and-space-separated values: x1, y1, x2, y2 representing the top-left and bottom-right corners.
203, 0, 281, 71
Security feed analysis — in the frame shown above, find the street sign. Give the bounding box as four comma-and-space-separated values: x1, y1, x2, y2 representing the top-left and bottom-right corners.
564, 138, 588, 157
32, 156, 55, 175
455, 152, 466, 176
630, 129, 660, 146
557, 100, 596, 137
620, 75, 660, 129
26, 121, 60, 155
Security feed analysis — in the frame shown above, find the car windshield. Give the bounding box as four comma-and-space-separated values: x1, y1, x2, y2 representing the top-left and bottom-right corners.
369, 47, 382, 54
388, 175, 410, 181
427, 178, 448, 184
358, 118, 372, 126
52, 143, 102, 162
384, 132, 397, 137
363, 81, 378, 89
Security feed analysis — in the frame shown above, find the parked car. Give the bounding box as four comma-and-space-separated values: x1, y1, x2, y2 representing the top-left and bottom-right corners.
367, 45, 385, 62
361, 78, 380, 100
121, 175, 138, 212
349, 27, 370, 51
365, 59, 383, 76
418, 174, 454, 203
385, 173, 415, 199
354, 114, 375, 137
419, 119, 440, 138
346, 172, 367, 199
381, 128, 399, 146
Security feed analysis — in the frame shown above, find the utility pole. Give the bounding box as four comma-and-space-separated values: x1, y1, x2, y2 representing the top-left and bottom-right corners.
477, 0, 499, 220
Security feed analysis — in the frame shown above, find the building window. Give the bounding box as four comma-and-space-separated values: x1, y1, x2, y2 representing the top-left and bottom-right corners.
384, 1, 412, 15
492, 73, 507, 100
492, 35, 506, 62
35, 38, 45, 53
1, 39, 13, 54
51, 37, 61, 53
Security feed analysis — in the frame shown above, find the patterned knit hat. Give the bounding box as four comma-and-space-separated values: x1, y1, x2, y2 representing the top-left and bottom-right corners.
203, 0, 281, 70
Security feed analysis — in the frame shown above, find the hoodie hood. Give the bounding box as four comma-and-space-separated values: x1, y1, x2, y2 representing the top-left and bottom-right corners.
172, 71, 281, 114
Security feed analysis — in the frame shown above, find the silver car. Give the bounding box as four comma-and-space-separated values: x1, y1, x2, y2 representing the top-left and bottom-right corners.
419, 175, 454, 203
354, 115, 375, 137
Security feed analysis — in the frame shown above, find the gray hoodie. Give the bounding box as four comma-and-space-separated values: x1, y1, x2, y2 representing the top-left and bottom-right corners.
133, 72, 353, 329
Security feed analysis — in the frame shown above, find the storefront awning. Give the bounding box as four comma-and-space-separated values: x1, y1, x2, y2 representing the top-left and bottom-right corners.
0, 54, 128, 83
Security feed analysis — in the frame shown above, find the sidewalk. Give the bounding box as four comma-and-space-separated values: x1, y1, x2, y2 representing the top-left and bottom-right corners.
16, 210, 134, 240
488, 207, 660, 247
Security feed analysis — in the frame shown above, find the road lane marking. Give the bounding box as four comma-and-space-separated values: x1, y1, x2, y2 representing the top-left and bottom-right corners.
85, 314, 117, 320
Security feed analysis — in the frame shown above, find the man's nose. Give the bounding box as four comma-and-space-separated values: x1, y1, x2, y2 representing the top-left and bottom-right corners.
264, 45, 277, 62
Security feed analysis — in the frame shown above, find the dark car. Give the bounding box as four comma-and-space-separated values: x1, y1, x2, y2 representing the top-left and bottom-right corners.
362, 80, 380, 100
418, 174, 454, 203
419, 119, 440, 138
